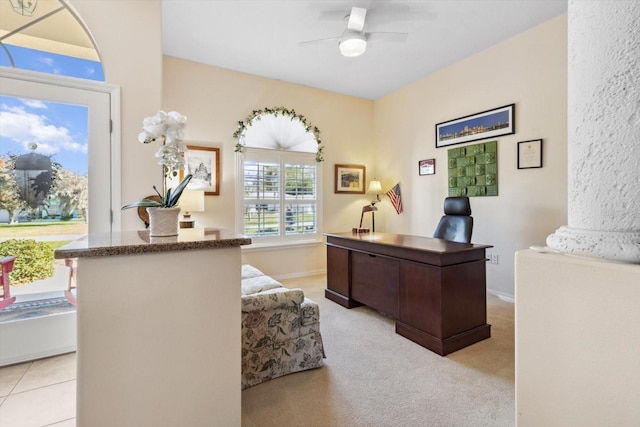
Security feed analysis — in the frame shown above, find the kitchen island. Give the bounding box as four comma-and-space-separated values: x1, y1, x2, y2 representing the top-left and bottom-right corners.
55, 228, 251, 427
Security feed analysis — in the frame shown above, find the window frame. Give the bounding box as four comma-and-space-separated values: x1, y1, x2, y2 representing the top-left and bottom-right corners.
236, 147, 322, 246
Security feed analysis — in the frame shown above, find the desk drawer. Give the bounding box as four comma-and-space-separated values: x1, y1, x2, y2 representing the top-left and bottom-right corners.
326, 246, 349, 297
351, 251, 399, 318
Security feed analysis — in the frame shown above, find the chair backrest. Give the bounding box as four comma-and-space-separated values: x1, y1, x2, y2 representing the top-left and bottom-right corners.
0, 256, 17, 309
433, 196, 473, 243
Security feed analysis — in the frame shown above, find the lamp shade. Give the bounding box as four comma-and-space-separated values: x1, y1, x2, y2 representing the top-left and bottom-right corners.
179, 190, 205, 213
367, 180, 382, 195
339, 32, 367, 57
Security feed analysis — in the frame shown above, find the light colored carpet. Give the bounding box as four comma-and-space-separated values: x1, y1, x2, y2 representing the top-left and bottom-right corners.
241, 275, 515, 427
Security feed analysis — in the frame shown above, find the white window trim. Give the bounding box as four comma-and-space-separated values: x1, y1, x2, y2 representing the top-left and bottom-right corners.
236, 147, 322, 246
241, 239, 323, 252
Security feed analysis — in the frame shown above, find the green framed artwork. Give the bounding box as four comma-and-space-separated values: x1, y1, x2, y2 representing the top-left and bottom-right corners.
447, 140, 498, 197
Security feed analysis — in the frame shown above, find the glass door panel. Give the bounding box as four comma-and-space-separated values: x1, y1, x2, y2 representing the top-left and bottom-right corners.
0, 72, 113, 365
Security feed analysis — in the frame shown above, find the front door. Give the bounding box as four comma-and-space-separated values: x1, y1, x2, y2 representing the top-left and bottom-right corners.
0, 69, 118, 365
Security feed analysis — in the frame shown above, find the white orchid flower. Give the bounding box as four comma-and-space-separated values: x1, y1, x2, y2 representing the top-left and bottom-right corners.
123, 110, 192, 210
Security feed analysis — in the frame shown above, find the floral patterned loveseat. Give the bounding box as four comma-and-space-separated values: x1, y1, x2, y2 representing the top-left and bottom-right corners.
241, 264, 325, 389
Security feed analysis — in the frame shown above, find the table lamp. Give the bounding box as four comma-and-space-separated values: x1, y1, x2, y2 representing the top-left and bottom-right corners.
367, 180, 382, 206
352, 180, 382, 234
179, 190, 205, 228
366, 180, 382, 231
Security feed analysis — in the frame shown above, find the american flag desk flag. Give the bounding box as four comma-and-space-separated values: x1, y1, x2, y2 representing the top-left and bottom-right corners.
386, 182, 403, 214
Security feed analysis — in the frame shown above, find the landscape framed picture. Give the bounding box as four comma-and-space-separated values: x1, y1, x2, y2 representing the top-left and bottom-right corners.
335, 164, 366, 194
180, 145, 220, 195
435, 104, 515, 148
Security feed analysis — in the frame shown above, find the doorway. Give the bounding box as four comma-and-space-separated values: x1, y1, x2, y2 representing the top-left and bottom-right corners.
0, 68, 119, 365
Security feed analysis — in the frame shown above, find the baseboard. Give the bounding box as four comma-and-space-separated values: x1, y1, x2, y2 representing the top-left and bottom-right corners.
272, 269, 326, 281
488, 289, 515, 303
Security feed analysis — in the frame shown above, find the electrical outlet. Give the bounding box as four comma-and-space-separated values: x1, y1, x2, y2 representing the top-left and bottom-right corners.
490, 254, 499, 264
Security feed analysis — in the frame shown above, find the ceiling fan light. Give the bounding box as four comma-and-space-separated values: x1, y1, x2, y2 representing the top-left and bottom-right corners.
339, 35, 367, 57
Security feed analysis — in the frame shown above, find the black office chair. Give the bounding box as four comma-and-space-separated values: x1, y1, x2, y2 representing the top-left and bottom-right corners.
433, 196, 473, 243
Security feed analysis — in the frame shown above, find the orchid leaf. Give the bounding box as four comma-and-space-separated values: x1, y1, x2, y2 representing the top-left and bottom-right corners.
152, 185, 163, 200
122, 175, 193, 210
121, 200, 163, 210
166, 174, 193, 207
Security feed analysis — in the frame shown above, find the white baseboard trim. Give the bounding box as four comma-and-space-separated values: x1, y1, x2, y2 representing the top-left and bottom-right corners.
488, 289, 515, 303
272, 269, 326, 281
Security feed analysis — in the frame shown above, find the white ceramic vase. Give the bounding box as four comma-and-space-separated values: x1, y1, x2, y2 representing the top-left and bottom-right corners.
147, 207, 181, 237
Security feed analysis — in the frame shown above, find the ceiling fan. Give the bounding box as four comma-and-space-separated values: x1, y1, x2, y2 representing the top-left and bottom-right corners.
300, 6, 408, 58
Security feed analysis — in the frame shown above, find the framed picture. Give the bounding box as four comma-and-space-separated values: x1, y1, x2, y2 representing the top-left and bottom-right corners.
180, 145, 220, 195
435, 104, 515, 148
335, 164, 366, 194
419, 159, 435, 175
517, 139, 543, 169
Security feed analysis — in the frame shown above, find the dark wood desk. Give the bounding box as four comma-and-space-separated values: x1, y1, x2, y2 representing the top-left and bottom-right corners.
325, 232, 492, 356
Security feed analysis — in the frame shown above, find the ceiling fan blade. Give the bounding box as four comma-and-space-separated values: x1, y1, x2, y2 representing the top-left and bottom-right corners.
299, 36, 340, 46
365, 32, 409, 43
347, 7, 367, 32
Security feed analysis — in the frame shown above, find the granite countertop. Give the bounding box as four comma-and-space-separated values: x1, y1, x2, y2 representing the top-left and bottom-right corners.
54, 228, 252, 259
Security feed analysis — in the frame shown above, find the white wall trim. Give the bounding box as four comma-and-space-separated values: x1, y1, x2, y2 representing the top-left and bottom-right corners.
488, 288, 515, 303
242, 239, 323, 252
272, 268, 326, 281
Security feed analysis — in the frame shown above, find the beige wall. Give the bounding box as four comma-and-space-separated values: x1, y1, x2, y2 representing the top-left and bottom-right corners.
515, 250, 640, 426
70, 0, 375, 278
69, 0, 164, 231
374, 15, 568, 297
70, 1, 568, 294
162, 57, 375, 276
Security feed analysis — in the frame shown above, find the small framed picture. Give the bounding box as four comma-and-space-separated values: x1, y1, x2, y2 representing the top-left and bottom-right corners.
180, 145, 220, 195
419, 159, 435, 175
517, 139, 543, 169
335, 164, 366, 194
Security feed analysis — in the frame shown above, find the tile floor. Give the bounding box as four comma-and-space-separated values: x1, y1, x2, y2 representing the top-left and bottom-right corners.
0, 352, 76, 427
0, 275, 324, 427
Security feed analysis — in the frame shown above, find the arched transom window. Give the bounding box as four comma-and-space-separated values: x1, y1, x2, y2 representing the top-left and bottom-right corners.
235, 107, 323, 245
0, 0, 103, 80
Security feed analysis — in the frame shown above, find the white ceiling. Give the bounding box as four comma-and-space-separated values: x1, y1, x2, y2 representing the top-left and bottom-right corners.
161, 0, 567, 100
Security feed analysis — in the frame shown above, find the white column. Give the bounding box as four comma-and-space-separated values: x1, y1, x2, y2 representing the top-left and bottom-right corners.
546, 0, 640, 263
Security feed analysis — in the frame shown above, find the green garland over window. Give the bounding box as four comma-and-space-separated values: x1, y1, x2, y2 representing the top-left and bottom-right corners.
233, 106, 324, 162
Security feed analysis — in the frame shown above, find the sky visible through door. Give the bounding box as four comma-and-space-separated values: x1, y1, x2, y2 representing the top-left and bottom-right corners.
1, 44, 104, 174
0, 43, 104, 301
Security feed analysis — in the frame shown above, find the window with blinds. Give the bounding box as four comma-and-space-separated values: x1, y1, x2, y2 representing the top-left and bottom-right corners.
239, 148, 320, 242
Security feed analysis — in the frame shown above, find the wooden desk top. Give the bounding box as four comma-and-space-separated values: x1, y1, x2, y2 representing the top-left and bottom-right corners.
325, 232, 491, 266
